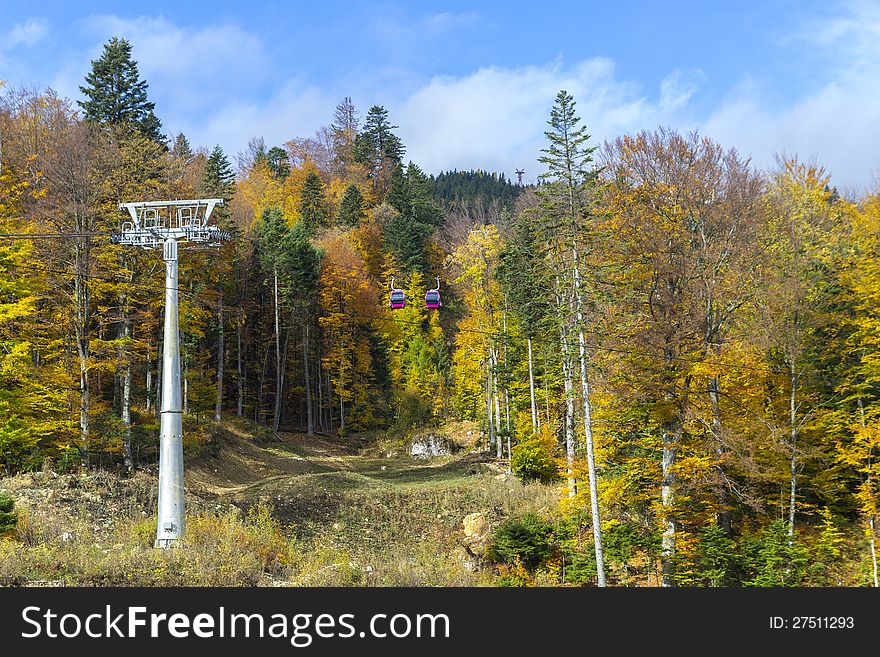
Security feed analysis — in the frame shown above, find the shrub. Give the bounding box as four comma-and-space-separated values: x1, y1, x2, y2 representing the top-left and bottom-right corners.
0, 493, 17, 535
511, 425, 560, 483
486, 512, 554, 569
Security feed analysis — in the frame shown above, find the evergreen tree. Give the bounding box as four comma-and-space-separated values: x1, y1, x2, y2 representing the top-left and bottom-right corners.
78, 37, 163, 142
383, 163, 442, 273
331, 97, 360, 172
202, 145, 235, 199
171, 133, 193, 162
354, 105, 404, 197
336, 184, 366, 227
299, 171, 328, 232
0, 492, 17, 534
266, 146, 290, 180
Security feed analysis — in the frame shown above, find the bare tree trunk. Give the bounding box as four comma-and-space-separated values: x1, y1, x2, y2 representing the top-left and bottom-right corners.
707, 369, 733, 534
661, 421, 680, 587
788, 360, 798, 538
317, 334, 325, 432
121, 317, 133, 472
857, 397, 878, 587
303, 322, 314, 435
236, 316, 244, 417
257, 341, 270, 423
560, 330, 577, 497
74, 239, 90, 469
485, 355, 495, 453
528, 337, 538, 432
273, 270, 282, 432
279, 329, 290, 428
215, 293, 224, 422
146, 342, 153, 414
493, 349, 503, 459
571, 241, 606, 585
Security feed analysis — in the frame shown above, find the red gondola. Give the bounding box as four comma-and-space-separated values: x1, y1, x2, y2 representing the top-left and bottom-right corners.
389, 277, 406, 309
425, 277, 441, 310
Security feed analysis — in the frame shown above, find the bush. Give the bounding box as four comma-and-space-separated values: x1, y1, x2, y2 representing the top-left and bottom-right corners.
486, 513, 554, 570
744, 520, 810, 586
511, 426, 560, 483
0, 493, 17, 535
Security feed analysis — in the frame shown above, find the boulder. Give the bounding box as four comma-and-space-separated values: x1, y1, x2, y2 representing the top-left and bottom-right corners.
409, 433, 452, 459
462, 512, 489, 540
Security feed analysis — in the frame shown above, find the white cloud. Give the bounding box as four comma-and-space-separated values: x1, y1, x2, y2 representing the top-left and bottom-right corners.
394, 60, 699, 182
701, 1, 880, 192
5, 19, 49, 48
27, 7, 880, 191
187, 81, 336, 159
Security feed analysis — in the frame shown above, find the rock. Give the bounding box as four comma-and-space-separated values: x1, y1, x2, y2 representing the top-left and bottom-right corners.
409, 433, 452, 460
462, 512, 489, 540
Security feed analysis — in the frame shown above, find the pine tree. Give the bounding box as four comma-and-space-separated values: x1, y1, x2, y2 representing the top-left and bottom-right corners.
203, 145, 234, 199
78, 37, 163, 143
267, 146, 290, 180
336, 184, 366, 227
354, 105, 404, 197
171, 133, 193, 162
300, 171, 328, 232
537, 90, 607, 586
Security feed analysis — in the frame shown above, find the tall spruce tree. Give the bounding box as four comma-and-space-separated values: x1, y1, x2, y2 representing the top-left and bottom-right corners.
78, 37, 163, 143
336, 184, 366, 227
537, 90, 607, 585
299, 171, 328, 232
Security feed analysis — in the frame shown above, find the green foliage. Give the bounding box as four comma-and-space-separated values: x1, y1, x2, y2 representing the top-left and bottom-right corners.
78, 37, 163, 142
202, 145, 235, 199
336, 184, 366, 227
299, 171, 328, 231
429, 169, 522, 209
511, 426, 559, 483
266, 146, 290, 180
486, 513, 554, 569
745, 520, 810, 587
695, 524, 739, 587
383, 163, 442, 273
0, 493, 17, 535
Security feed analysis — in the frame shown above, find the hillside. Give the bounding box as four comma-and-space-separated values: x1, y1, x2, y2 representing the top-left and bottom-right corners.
0, 420, 558, 586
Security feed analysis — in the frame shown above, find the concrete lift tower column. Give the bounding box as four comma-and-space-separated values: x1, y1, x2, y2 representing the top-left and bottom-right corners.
112, 199, 230, 548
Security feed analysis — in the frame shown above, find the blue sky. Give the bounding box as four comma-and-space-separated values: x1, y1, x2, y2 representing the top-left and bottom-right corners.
2, 0, 879, 192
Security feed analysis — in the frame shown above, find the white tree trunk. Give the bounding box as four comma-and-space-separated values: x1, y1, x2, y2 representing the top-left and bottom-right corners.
215, 294, 224, 422
486, 355, 495, 452
273, 270, 282, 432
560, 330, 577, 497
788, 360, 798, 538
572, 242, 606, 586
236, 318, 244, 417
303, 322, 314, 435
121, 318, 133, 472
661, 423, 678, 587
74, 240, 90, 469
493, 349, 503, 459
528, 337, 538, 432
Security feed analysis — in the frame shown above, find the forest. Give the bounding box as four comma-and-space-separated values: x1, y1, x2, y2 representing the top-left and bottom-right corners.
1, 37, 879, 587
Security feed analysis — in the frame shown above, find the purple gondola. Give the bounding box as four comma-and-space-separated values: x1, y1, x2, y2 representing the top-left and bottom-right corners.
390, 288, 406, 309
425, 276, 441, 309
389, 277, 406, 310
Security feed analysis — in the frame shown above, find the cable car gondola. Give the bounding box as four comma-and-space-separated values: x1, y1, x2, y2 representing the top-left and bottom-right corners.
389, 277, 406, 310
425, 276, 441, 310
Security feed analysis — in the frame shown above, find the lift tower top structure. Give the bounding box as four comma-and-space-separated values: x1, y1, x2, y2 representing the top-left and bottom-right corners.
113, 199, 230, 548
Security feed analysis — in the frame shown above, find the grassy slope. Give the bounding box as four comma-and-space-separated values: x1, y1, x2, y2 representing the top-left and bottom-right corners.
0, 419, 558, 586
